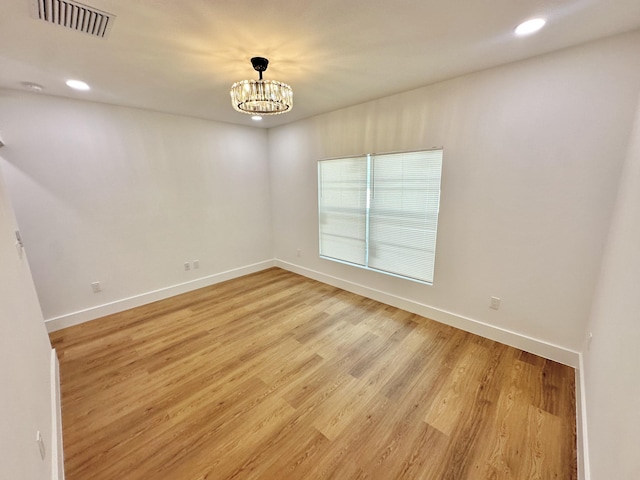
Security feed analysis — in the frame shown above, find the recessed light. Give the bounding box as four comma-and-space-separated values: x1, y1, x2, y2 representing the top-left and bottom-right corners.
251, 115, 263, 121
66, 79, 90, 91
21, 81, 44, 92
515, 18, 546, 36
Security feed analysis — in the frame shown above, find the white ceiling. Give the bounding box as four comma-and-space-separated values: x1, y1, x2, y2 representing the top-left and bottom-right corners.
1, 0, 639, 128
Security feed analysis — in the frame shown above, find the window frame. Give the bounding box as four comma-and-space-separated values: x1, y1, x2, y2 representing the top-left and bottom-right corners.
317, 148, 443, 285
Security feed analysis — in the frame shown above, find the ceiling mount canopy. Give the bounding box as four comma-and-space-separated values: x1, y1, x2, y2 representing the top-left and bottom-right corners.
250, 56, 269, 78
230, 57, 293, 116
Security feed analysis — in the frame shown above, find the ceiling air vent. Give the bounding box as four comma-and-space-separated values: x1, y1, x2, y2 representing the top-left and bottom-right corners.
29, 0, 115, 38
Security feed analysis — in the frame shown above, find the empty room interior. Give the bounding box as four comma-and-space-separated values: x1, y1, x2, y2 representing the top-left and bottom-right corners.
1, 1, 640, 479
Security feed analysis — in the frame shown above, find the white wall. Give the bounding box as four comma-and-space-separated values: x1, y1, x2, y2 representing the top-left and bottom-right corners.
582, 93, 640, 479
0, 164, 53, 479
0, 91, 273, 325
268, 31, 640, 355
1, 29, 639, 480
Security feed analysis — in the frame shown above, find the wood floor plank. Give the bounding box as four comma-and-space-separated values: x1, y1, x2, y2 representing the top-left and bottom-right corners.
424, 341, 491, 436
50, 267, 577, 479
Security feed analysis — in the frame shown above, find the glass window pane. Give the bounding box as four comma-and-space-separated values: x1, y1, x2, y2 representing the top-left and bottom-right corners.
368, 150, 442, 283
318, 157, 368, 266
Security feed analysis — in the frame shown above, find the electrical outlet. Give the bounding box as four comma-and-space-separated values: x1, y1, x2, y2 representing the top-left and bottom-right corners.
489, 296, 501, 310
184, 262, 191, 271
588, 332, 593, 350
193, 260, 200, 269
36, 430, 45, 460
91, 281, 102, 293
296, 249, 301, 258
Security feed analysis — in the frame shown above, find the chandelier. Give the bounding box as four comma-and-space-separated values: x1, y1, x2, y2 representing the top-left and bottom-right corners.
230, 57, 293, 115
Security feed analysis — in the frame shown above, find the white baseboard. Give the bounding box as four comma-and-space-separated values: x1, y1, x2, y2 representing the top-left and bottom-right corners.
274, 259, 580, 368
46, 258, 579, 366
44, 258, 588, 476
50, 349, 64, 480
576, 353, 591, 480
275, 260, 589, 473
45, 260, 275, 332
276, 259, 589, 474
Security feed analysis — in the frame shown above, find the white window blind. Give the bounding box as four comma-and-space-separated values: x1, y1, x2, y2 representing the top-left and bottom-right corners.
318, 156, 368, 266
368, 150, 442, 283
318, 149, 443, 284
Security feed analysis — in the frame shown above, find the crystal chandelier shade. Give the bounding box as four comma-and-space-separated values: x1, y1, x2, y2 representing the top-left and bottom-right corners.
230, 57, 293, 116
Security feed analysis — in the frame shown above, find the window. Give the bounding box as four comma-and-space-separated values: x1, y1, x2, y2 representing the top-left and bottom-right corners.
318, 149, 442, 284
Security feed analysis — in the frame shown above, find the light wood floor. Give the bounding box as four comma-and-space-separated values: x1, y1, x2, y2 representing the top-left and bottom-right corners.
50, 267, 577, 480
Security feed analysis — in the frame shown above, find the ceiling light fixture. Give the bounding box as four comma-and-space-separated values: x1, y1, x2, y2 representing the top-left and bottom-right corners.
515, 18, 546, 36
66, 79, 90, 91
251, 115, 263, 121
230, 57, 293, 115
